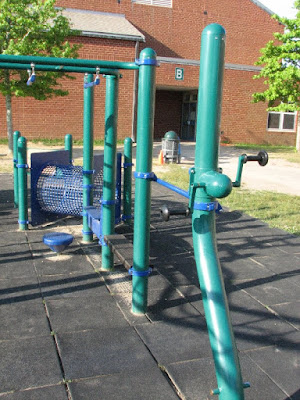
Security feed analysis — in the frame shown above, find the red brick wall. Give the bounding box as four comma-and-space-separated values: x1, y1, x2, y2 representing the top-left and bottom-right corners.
0, 36, 136, 141
0, 0, 290, 145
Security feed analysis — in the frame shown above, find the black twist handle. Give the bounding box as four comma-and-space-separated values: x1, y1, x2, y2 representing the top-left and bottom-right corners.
243, 150, 268, 166
160, 204, 190, 222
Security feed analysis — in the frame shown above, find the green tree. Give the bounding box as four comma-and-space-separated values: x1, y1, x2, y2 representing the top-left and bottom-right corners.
0, 0, 80, 151
252, 0, 300, 150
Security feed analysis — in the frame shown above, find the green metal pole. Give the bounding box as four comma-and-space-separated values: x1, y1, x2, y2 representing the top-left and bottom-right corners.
13, 130, 21, 208
123, 137, 133, 224
101, 75, 119, 270
64, 133, 73, 164
17, 136, 28, 231
232, 155, 246, 187
132, 48, 157, 314
191, 24, 245, 399
82, 74, 94, 243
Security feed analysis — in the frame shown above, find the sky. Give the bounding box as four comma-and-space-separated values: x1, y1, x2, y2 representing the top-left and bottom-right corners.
257, 0, 298, 18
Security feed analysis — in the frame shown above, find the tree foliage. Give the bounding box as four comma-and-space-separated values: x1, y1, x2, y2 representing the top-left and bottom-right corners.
253, 0, 300, 112
0, 0, 80, 100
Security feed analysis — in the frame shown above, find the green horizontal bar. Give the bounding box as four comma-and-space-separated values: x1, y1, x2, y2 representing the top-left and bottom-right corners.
0, 62, 120, 76
0, 54, 139, 71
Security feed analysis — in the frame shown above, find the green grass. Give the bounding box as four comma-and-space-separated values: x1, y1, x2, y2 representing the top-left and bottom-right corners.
159, 164, 300, 236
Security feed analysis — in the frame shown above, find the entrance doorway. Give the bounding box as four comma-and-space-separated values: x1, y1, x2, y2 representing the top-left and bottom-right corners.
181, 92, 197, 141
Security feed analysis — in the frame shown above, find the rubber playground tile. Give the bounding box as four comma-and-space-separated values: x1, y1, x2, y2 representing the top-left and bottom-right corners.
45, 293, 129, 334
233, 314, 296, 351
0, 276, 40, 304
270, 300, 300, 330
31, 246, 94, 276
38, 272, 106, 299
220, 256, 276, 282
246, 337, 300, 398
0, 335, 63, 393
0, 384, 68, 399
0, 245, 37, 280
136, 316, 211, 365
251, 253, 300, 275
166, 353, 288, 400
0, 298, 50, 340
237, 273, 300, 306
68, 368, 179, 400
146, 288, 201, 322
0, 231, 28, 247
56, 326, 157, 380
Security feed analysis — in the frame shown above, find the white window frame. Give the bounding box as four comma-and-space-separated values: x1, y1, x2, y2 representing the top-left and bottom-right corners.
267, 111, 297, 132
132, 0, 172, 8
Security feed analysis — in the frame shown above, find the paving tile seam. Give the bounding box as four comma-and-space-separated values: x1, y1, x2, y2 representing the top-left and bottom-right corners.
0, 383, 66, 398
244, 351, 292, 398
132, 325, 183, 399
24, 234, 72, 399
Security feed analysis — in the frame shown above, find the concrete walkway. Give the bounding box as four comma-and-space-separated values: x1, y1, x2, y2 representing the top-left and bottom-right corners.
0, 171, 299, 399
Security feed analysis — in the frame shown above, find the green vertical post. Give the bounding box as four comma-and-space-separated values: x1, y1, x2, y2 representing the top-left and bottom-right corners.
132, 48, 157, 314
64, 133, 73, 164
13, 130, 21, 208
101, 75, 119, 270
191, 24, 245, 399
82, 74, 94, 243
17, 136, 28, 231
123, 137, 133, 224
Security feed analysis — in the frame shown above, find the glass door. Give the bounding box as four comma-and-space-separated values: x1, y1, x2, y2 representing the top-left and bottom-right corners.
181, 92, 197, 141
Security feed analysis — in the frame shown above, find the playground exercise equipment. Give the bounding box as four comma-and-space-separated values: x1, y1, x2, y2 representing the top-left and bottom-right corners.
43, 232, 74, 253
157, 149, 268, 220
2, 25, 259, 398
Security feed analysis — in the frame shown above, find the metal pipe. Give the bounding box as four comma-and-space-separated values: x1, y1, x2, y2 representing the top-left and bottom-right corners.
0, 62, 120, 76
192, 24, 244, 399
155, 177, 189, 199
123, 137, 133, 224
13, 130, 21, 208
232, 155, 246, 187
132, 48, 157, 314
0, 54, 138, 71
82, 74, 94, 243
17, 136, 28, 231
64, 133, 73, 165
101, 75, 119, 270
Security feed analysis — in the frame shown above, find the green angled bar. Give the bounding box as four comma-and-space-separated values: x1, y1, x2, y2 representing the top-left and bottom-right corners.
82, 74, 94, 243
64, 133, 73, 164
17, 136, 28, 231
132, 48, 157, 314
191, 24, 245, 399
0, 54, 138, 71
0, 62, 120, 76
123, 137, 133, 224
13, 130, 21, 208
101, 74, 119, 270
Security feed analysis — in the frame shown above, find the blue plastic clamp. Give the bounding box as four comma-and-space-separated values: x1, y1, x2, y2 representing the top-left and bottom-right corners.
135, 58, 159, 66
101, 199, 116, 206
134, 171, 156, 180
82, 183, 95, 189
18, 219, 29, 225
193, 201, 219, 212
82, 229, 93, 235
16, 164, 28, 169
82, 169, 95, 175
123, 162, 134, 168
128, 267, 152, 277
122, 214, 133, 221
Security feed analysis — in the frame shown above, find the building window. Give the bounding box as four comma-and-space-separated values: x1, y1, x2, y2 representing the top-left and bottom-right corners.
132, 0, 172, 7
267, 111, 297, 132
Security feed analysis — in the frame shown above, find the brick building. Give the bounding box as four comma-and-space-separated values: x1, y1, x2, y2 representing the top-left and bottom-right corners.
0, 0, 298, 145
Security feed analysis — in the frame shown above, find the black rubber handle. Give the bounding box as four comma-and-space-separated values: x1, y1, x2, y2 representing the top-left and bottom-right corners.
244, 150, 268, 166
160, 204, 190, 222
